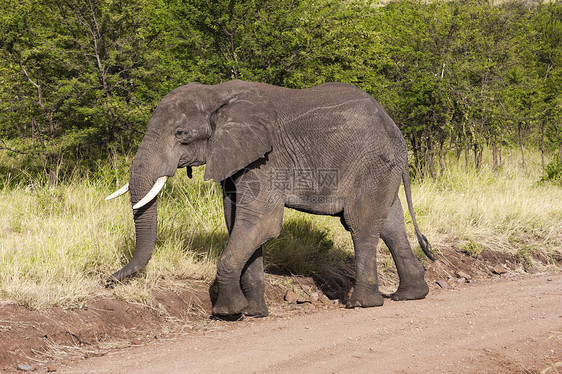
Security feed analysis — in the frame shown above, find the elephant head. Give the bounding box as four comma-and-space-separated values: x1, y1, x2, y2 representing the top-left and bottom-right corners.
105, 81, 276, 281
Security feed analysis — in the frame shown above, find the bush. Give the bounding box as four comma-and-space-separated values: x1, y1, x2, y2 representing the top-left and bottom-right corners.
541, 155, 562, 185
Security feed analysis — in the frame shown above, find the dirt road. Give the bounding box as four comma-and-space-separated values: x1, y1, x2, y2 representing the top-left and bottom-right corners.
60, 273, 561, 374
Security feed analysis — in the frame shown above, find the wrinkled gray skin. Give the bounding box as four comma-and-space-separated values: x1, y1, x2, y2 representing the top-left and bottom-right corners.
109, 80, 434, 317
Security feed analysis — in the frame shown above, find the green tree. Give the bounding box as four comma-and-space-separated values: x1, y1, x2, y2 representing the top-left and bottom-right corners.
0, 0, 560, 180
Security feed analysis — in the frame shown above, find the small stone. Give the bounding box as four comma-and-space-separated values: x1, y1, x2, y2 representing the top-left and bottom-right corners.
492, 265, 507, 275
288, 304, 303, 311
85, 350, 108, 358
318, 293, 331, 304
17, 364, 34, 372
47, 366, 57, 372
310, 292, 319, 302
303, 302, 316, 309
284, 289, 298, 303
455, 270, 471, 280
436, 280, 450, 289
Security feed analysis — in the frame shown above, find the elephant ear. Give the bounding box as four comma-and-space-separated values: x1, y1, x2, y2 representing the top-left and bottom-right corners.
204, 98, 275, 182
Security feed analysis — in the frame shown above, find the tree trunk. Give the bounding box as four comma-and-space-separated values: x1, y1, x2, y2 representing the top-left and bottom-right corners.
427, 140, 436, 179
540, 125, 545, 168
499, 146, 502, 166
518, 122, 526, 168
439, 141, 445, 177
31, 117, 37, 143
474, 143, 482, 170
492, 142, 498, 171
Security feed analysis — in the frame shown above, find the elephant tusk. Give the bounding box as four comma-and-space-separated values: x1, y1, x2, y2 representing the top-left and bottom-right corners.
132, 176, 168, 210
105, 183, 130, 200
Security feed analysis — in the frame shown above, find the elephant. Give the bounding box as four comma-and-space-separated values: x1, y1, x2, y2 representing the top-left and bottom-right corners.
106, 80, 435, 317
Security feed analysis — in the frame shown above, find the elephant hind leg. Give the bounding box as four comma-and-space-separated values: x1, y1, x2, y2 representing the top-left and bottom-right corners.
381, 197, 428, 301
343, 202, 387, 308
346, 229, 385, 308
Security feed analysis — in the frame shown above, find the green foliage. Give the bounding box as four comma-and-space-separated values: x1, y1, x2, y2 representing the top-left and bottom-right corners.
0, 0, 560, 179
515, 246, 535, 269
0, 0, 183, 168
461, 240, 483, 258
541, 154, 562, 185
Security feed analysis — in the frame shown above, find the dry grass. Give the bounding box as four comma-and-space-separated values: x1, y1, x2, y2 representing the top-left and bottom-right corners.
407, 149, 562, 259
0, 148, 560, 308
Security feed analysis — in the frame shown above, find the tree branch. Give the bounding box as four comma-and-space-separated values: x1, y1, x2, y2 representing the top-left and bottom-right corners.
0, 139, 34, 155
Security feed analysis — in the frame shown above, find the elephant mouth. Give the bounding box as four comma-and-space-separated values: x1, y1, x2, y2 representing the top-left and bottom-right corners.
132, 176, 168, 209
105, 175, 168, 210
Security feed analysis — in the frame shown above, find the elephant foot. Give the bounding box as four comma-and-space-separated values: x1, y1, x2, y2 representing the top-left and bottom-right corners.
346, 286, 384, 308
244, 301, 269, 318
212, 291, 249, 316
390, 281, 429, 301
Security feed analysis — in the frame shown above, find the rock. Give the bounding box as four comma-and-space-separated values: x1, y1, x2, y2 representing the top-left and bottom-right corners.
455, 270, 472, 280
17, 364, 34, 372
310, 292, 319, 302
318, 293, 331, 304
284, 289, 298, 303
85, 350, 109, 358
303, 302, 316, 310
436, 280, 450, 289
525, 267, 539, 274
288, 304, 303, 311
492, 265, 507, 275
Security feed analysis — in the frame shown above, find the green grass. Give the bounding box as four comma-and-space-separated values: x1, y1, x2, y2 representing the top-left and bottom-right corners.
0, 148, 560, 309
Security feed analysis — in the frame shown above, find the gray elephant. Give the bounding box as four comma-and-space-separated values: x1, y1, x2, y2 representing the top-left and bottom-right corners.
106, 80, 434, 317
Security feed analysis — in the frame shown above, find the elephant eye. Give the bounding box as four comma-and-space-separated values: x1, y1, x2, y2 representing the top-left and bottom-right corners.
175, 128, 192, 144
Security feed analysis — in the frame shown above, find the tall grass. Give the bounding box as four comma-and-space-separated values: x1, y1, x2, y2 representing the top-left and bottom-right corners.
405, 149, 562, 258
0, 155, 226, 308
0, 148, 560, 308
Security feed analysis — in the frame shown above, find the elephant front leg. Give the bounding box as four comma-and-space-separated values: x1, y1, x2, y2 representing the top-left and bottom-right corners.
213, 239, 252, 316
240, 247, 268, 317
213, 207, 283, 317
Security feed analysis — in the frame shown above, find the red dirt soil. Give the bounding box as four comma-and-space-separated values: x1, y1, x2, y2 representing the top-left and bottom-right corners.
61, 272, 562, 374
2, 248, 560, 373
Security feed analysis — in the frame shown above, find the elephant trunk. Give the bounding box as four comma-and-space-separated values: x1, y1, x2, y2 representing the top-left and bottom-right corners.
108, 140, 162, 282
109, 199, 158, 281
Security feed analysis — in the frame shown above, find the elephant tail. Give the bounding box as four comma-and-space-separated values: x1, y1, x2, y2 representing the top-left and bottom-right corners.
402, 168, 436, 261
